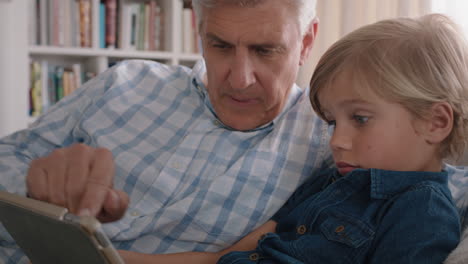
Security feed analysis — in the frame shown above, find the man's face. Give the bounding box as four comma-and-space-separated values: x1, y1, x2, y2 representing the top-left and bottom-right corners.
200, 1, 315, 131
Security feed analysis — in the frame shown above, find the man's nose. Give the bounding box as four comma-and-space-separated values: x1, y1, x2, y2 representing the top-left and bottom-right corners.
228, 51, 256, 90
329, 125, 352, 151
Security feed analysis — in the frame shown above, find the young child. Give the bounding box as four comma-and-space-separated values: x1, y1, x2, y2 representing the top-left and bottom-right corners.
121, 14, 467, 264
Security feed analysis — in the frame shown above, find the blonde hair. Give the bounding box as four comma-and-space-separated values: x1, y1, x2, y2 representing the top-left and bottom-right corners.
191, 0, 317, 36
310, 14, 468, 160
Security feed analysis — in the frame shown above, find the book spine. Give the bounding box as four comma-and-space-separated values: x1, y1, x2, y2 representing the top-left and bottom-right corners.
105, 0, 117, 48
63, 0, 71, 47
100, 2, 106, 48
137, 3, 145, 50
72, 64, 83, 89
129, 4, 139, 50
48, 0, 55, 45
79, 0, 92, 47
40, 60, 50, 112
55, 67, 64, 101
148, 0, 156, 51
154, 4, 163, 50
48, 66, 56, 105
30, 61, 43, 116
70, 0, 79, 47
118, 0, 129, 50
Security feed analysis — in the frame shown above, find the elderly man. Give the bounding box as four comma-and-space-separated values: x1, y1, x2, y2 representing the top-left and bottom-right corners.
0, 1, 325, 261
0, 0, 466, 263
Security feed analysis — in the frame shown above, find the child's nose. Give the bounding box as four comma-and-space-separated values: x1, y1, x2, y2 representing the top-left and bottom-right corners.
329, 125, 352, 151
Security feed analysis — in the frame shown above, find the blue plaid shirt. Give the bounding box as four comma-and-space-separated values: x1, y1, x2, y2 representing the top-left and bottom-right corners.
0, 59, 333, 262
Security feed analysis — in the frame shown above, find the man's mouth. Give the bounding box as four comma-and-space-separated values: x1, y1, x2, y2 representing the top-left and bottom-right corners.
228, 96, 258, 106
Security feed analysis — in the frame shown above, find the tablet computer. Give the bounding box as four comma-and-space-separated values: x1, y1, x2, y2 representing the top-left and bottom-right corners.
0, 190, 124, 264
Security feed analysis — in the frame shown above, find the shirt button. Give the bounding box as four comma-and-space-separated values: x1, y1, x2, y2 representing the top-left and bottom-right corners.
335, 225, 345, 233
297, 225, 307, 235
249, 253, 260, 261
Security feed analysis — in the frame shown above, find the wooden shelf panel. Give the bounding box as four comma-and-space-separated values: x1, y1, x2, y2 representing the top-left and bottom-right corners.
29, 46, 176, 59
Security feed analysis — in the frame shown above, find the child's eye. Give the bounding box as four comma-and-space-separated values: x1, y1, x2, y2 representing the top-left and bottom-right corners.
353, 115, 369, 125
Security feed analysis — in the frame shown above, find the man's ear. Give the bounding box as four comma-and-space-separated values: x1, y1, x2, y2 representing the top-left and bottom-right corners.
299, 19, 319, 66
422, 102, 454, 144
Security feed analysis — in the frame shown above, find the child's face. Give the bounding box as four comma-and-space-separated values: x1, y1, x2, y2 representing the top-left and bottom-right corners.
318, 72, 440, 176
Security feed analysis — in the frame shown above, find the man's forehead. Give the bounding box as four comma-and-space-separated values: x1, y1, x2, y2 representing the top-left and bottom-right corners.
202, 11, 297, 41
204, 31, 286, 47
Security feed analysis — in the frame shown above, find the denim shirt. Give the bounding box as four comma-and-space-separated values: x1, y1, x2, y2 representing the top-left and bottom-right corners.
218, 168, 460, 264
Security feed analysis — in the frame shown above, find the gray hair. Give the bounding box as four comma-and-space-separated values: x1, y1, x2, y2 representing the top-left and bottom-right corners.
191, 0, 317, 36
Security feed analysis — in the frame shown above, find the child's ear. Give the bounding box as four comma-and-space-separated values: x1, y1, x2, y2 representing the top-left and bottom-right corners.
422, 102, 454, 144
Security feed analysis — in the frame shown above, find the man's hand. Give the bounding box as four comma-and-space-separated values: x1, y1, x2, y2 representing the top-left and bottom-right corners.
26, 144, 129, 222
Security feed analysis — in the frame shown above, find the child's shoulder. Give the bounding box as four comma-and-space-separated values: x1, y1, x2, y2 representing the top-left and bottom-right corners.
382, 172, 458, 225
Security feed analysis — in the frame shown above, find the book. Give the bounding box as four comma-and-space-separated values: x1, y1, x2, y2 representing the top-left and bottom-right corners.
137, 3, 145, 50
30, 62, 42, 116
40, 60, 50, 112
71, 0, 81, 47
54, 67, 64, 101
144, 1, 150, 51
154, 3, 164, 50
129, 3, 140, 50
72, 64, 83, 89
118, 1, 131, 50
62, 0, 71, 47
79, 0, 92, 47
100, 2, 106, 48
105, 0, 117, 48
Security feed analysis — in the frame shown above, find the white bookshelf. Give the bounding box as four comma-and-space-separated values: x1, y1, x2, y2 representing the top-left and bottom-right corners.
0, 0, 201, 138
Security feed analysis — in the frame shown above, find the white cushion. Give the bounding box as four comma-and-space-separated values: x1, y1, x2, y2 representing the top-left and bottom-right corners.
445, 228, 468, 264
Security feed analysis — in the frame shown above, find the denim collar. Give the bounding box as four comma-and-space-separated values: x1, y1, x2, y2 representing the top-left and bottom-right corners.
328, 168, 448, 200
368, 168, 448, 199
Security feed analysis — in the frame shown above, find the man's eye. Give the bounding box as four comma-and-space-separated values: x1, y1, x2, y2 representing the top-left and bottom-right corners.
353, 115, 369, 124
213, 43, 230, 50
255, 47, 273, 56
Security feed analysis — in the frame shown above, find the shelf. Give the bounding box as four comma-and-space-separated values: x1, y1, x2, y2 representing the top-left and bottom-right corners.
178, 53, 203, 61
30, 46, 170, 59
0, 0, 202, 137
29, 46, 202, 63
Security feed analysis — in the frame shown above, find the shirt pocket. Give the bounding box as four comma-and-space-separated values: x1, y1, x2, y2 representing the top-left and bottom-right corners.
320, 212, 374, 248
